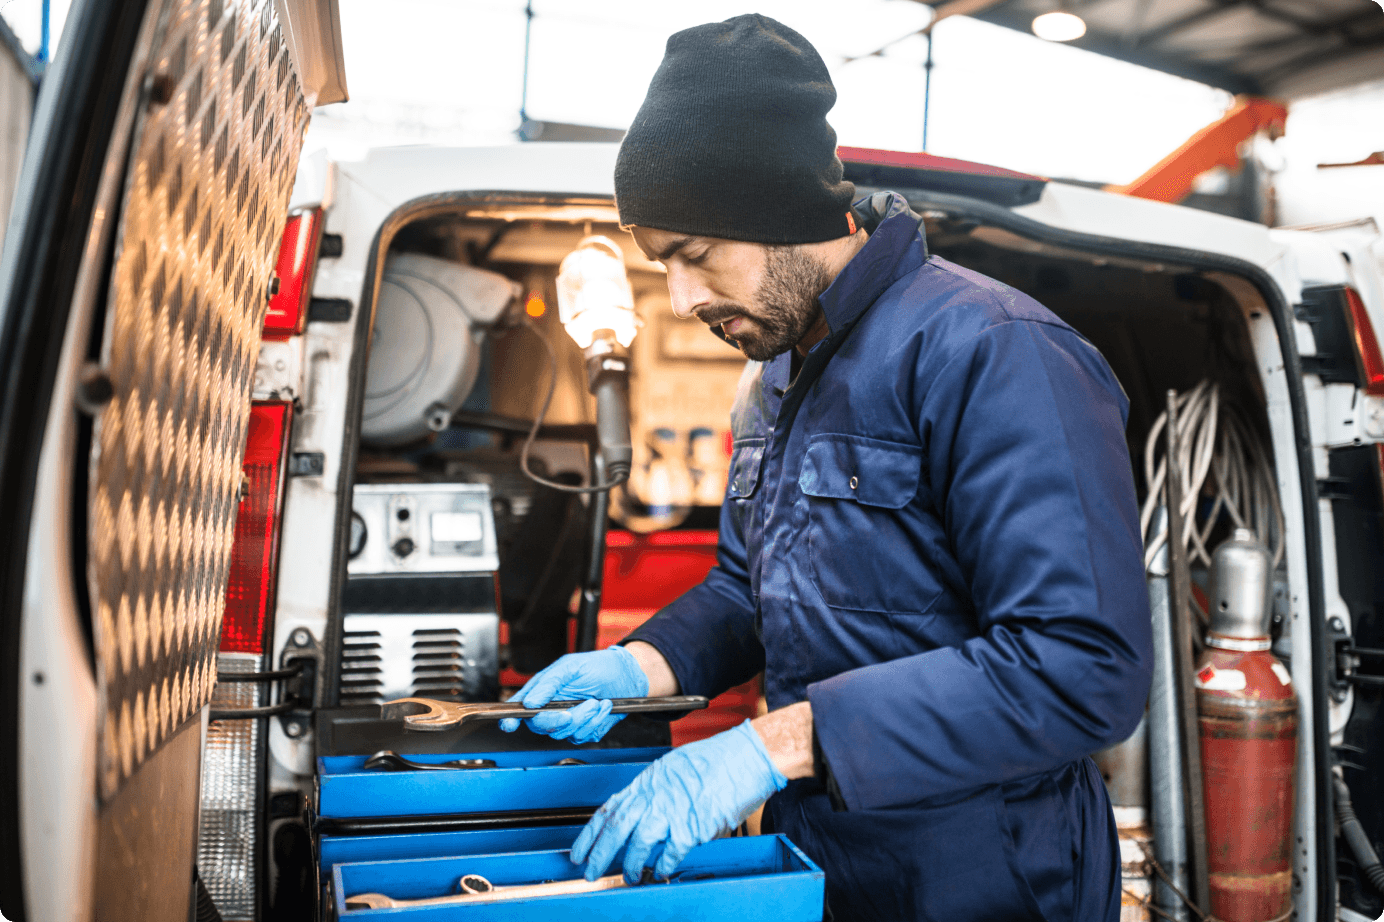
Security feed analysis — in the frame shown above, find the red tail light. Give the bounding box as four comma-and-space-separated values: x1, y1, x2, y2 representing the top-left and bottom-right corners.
1344, 287, 1384, 397
263, 209, 323, 339
220, 401, 292, 653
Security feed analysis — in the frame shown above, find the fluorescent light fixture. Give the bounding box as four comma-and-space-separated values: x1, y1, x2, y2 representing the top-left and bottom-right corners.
1032, 10, 1087, 42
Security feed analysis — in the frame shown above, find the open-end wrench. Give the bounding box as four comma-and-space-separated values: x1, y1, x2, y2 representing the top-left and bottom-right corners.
345, 873, 631, 909
362, 751, 498, 772
379, 695, 708, 733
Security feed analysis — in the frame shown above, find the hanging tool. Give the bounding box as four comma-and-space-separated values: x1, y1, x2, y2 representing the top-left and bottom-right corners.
380, 695, 708, 732
1165, 389, 1212, 915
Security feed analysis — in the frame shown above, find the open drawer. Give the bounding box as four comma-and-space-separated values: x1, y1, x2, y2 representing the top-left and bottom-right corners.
332, 834, 825, 920
316, 747, 668, 818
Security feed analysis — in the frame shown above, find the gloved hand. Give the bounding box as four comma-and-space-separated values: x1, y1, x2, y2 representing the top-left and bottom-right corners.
497, 645, 649, 744
570, 720, 788, 882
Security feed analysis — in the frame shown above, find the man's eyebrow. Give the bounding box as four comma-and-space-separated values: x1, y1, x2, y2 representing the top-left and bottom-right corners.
654, 235, 697, 262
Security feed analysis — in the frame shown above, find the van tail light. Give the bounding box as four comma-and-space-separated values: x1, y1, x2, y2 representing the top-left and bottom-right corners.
220, 400, 293, 653
263, 209, 323, 339
199, 400, 292, 920
1344, 287, 1384, 397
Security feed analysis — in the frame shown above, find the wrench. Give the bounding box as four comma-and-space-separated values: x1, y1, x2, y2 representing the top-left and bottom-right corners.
362, 751, 498, 772
345, 873, 630, 909
379, 695, 708, 733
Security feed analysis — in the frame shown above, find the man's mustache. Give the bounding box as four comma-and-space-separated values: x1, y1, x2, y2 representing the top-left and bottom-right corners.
694, 304, 745, 326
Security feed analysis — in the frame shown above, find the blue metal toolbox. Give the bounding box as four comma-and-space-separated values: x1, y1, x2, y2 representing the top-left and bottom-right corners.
331, 834, 825, 920
316, 747, 668, 818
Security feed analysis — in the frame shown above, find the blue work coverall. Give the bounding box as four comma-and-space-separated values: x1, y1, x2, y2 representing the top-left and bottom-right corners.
626, 192, 1152, 921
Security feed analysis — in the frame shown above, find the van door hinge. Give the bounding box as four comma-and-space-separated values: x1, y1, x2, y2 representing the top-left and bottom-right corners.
1328, 615, 1384, 702
278, 627, 320, 739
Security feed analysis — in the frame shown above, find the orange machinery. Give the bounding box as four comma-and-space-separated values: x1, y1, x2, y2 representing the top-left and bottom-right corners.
1108, 96, 1288, 204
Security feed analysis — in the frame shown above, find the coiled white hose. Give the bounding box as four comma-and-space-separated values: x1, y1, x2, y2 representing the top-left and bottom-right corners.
1140, 380, 1285, 617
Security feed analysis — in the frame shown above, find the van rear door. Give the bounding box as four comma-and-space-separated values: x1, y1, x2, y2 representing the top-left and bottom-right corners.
0, 1, 343, 919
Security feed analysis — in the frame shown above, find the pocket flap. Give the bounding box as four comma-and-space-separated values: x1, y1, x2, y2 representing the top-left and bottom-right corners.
799, 435, 922, 509
726, 440, 766, 499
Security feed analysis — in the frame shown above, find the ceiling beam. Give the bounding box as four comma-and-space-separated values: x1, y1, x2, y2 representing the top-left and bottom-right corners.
970, 5, 1263, 93
1134, 0, 1248, 49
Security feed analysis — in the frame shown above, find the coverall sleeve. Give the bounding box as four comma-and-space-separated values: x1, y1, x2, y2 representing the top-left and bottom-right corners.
807, 318, 1153, 812
622, 485, 766, 700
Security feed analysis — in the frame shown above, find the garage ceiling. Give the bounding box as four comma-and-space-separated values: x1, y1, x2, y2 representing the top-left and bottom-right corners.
955, 0, 1384, 98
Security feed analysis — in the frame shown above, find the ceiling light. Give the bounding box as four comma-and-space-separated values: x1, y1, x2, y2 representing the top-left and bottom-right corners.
1032, 10, 1086, 42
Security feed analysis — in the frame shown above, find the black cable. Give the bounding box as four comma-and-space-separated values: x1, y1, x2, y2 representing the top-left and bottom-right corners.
215, 664, 303, 683
1334, 774, 1384, 896
208, 700, 300, 721
516, 317, 629, 494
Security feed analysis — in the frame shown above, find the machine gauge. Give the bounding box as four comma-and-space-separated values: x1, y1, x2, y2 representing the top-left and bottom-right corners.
348, 511, 367, 559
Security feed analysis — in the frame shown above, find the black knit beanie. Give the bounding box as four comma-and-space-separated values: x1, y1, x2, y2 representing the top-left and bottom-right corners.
615, 14, 855, 244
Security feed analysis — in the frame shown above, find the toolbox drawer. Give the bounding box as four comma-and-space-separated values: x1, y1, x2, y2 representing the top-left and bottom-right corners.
332, 834, 825, 920
319, 825, 584, 874
316, 747, 668, 818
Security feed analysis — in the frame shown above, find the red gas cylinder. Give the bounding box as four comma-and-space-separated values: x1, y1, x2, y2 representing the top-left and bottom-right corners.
1196, 529, 1297, 922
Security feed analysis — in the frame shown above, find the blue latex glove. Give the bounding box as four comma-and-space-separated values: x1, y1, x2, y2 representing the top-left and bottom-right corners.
497, 646, 648, 743
570, 720, 788, 882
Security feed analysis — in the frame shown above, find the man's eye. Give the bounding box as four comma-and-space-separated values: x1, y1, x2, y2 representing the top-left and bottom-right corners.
686, 250, 710, 265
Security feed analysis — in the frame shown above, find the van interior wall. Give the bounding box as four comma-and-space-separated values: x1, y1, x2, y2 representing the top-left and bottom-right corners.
364, 215, 672, 672
929, 231, 1273, 507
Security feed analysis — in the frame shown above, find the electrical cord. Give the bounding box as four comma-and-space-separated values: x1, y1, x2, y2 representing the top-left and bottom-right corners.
1140, 381, 1285, 617
1334, 774, 1384, 897
516, 315, 631, 494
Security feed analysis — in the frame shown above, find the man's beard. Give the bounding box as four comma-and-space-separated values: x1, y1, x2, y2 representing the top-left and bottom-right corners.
705, 246, 833, 362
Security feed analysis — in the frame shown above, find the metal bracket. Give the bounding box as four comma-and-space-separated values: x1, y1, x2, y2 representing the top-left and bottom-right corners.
277, 627, 321, 740
289, 452, 325, 477
1327, 615, 1356, 703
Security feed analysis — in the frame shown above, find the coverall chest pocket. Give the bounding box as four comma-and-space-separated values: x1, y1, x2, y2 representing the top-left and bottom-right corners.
726, 440, 765, 541
799, 434, 940, 613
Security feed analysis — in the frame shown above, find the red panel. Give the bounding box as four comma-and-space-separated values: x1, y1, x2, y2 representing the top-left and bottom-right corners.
838, 145, 1046, 181
1345, 286, 1384, 396
601, 530, 719, 610
263, 209, 322, 339
599, 531, 760, 745
220, 401, 292, 653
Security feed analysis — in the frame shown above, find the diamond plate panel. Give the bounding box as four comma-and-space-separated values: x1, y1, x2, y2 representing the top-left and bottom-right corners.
90, 0, 310, 800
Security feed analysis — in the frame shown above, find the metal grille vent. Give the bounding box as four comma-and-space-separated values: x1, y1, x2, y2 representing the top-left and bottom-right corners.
412, 628, 468, 699
89, 0, 309, 798
339, 629, 385, 707
339, 613, 499, 706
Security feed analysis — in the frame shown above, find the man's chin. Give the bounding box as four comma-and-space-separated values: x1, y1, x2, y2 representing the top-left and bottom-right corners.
733, 336, 793, 362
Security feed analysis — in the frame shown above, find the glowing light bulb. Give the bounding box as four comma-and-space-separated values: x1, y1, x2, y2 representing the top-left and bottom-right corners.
1032, 10, 1086, 42
556, 236, 639, 349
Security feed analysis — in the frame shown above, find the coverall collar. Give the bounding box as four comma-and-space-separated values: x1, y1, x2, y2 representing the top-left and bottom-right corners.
818, 191, 928, 336
761, 192, 928, 396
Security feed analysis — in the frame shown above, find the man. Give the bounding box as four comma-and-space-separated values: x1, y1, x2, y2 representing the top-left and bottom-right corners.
500, 14, 1152, 921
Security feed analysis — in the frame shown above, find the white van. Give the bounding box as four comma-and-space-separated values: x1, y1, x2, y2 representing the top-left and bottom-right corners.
2, 1, 1382, 919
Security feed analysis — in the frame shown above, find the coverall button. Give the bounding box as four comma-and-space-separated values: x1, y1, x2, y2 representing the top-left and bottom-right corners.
849, 476, 859, 490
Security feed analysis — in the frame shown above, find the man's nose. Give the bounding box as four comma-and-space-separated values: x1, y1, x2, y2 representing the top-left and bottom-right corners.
666, 266, 710, 320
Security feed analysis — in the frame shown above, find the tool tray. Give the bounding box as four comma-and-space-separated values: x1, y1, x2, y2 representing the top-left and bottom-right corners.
316, 747, 669, 818
332, 834, 825, 920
